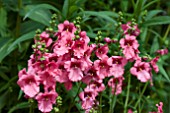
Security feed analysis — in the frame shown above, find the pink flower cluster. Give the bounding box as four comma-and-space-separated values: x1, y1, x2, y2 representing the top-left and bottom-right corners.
17, 20, 167, 112
120, 22, 168, 83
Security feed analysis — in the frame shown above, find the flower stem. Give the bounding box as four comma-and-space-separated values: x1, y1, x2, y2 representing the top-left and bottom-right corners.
124, 74, 131, 113
109, 93, 117, 113
99, 92, 103, 113
67, 82, 82, 113
134, 82, 148, 109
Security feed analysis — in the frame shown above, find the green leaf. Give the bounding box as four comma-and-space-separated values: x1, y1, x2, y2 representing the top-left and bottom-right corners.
68, 5, 78, 17
150, 36, 159, 54
23, 4, 60, 26
8, 31, 35, 53
142, 0, 159, 10
23, 4, 60, 20
0, 8, 7, 37
82, 11, 118, 23
0, 91, 9, 110
17, 90, 23, 100
143, 16, 170, 26
0, 38, 13, 62
145, 10, 164, 20
62, 0, 69, 18
0, 71, 9, 81
157, 62, 170, 82
8, 102, 30, 113
20, 20, 44, 35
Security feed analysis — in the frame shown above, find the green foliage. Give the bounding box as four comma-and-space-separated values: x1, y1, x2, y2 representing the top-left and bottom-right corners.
0, 0, 170, 113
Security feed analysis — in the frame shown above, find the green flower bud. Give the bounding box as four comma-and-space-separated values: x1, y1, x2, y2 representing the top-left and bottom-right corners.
40, 57, 45, 61
95, 37, 99, 41
54, 107, 59, 112
32, 44, 36, 49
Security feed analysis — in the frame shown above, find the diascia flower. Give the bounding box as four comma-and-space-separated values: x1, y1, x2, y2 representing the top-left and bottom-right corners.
107, 56, 127, 78
120, 34, 140, 61
150, 56, 160, 73
94, 56, 110, 79
17, 68, 40, 98
79, 90, 95, 110
64, 58, 86, 81
108, 76, 124, 95
35, 91, 58, 112
130, 60, 152, 82
95, 44, 109, 59
121, 22, 140, 36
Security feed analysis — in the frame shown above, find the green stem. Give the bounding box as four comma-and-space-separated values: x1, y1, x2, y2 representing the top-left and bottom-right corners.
109, 80, 118, 113
124, 74, 131, 113
109, 94, 117, 113
67, 82, 82, 113
131, 0, 135, 10
163, 24, 170, 41
16, 0, 22, 38
99, 92, 103, 113
134, 82, 148, 109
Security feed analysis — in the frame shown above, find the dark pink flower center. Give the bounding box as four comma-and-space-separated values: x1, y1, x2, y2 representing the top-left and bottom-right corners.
71, 62, 81, 68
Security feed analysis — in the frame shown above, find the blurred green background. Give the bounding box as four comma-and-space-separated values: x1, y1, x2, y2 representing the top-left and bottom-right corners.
0, 0, 170, 112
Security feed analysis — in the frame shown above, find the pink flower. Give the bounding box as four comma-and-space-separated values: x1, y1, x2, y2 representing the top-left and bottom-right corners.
82, 44, 96, 68
120, 35, 139, 50
150, 56, 160, 73
104, 37, 117, 44
156, 102, 163, 113
156, 48, 168, 55
39, 71, 56, 89
85, 80, 105, 96
17, 68, 40, 98
108, 77, 124, 95
128, 109, 133, 113
104, 37, 112, 43
58, 20, 76, 34
53, 35, 73, 56
95, 44, 109, 59
79, 91, 95, 110
32, 60, 49, 74
35, 91, 58, 112
82, 66, 100, 84
121, 22, 140, 36
73, 39, 88, 58
38, 32, 53, 47
130, 60, 152, 82
94, 56, 110, 79
120, 35, 140, 60
108, 56, 127, 78
64, 58, 85, 81
79, 31, 90, 44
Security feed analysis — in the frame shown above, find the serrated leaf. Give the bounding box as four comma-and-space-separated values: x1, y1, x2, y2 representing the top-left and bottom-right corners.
143, 16, 170, 26
8, 102, 30, 113
8, 31, 35, 52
